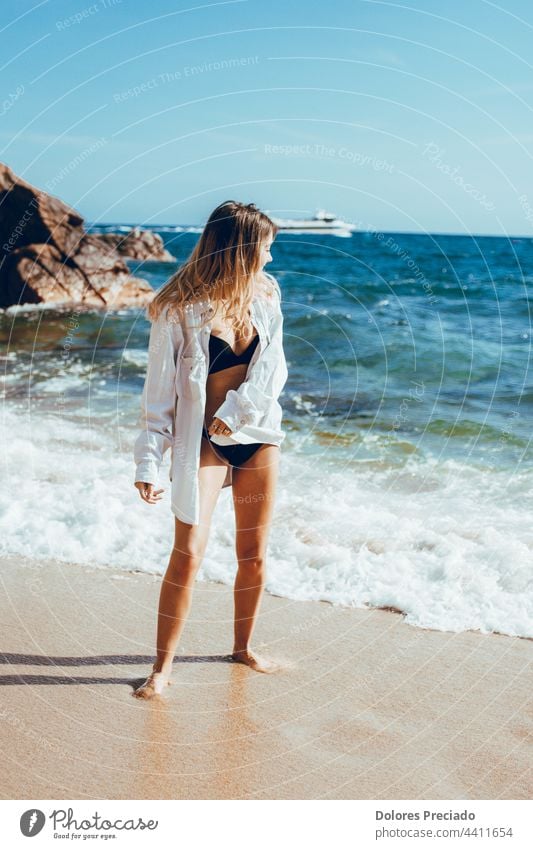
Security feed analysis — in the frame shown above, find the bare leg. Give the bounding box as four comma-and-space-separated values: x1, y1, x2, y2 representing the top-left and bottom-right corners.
133, 437, 229, 698
231, 444, 283, 673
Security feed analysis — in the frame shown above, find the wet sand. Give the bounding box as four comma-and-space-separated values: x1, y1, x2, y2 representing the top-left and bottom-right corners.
1, 554, 531, 800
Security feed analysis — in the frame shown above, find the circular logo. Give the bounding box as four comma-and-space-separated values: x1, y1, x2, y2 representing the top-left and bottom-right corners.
20, 809, 45, 837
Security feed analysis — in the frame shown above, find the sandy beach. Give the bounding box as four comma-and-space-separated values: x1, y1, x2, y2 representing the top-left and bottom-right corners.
1, 553, 531, 800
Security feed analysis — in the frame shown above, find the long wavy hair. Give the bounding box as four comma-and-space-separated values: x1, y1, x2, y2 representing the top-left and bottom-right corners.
148, 200, 278, 337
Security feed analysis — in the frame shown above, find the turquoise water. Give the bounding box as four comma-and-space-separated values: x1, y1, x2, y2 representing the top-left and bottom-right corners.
128, 229, 533, 472
2, 228, 532, 637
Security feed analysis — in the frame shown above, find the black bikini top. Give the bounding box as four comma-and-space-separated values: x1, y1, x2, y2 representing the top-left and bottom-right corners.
208, 332, 259, 375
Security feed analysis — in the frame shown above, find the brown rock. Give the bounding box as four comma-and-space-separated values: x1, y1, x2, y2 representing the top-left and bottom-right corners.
0, 162, 84, 257
5, 241, 153, 308
97, 227, 176, 262
0, 162, 154, 309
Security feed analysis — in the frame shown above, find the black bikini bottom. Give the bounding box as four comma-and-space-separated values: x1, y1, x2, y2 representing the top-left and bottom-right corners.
202, 424, 264, 468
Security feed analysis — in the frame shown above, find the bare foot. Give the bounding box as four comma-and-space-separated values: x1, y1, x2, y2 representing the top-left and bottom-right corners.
231, 649, 284, 673
132, 670, 172, 699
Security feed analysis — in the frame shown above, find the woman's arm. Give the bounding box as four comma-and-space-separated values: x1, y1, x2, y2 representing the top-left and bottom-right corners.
133, 306, 183, 485
212, 279, 288, 432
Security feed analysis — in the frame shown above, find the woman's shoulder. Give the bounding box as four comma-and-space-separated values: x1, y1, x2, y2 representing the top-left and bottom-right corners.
145, 299, 186, 328
142, 302, 186, 355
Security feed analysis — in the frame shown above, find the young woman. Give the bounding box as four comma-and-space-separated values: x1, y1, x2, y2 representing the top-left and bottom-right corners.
132, 200, 288, 699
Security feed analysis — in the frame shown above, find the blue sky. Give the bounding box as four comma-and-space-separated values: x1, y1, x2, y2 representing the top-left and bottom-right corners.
2, 0, 533, 234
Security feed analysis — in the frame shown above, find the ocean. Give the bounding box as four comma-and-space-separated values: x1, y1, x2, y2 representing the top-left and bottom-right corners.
2, 227, 532, 639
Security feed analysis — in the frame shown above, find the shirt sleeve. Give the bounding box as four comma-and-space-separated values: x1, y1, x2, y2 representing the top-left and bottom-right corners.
133, 306, 183, 485
213, 277, 288, 432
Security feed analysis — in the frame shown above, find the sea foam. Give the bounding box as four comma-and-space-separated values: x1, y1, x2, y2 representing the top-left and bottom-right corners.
1, 408, 531, 639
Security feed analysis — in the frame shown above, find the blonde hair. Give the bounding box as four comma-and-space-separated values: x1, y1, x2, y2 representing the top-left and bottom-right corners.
148, 200, 278, 337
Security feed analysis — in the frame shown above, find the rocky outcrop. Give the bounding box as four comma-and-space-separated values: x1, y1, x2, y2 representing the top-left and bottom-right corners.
97, 227, 176, 262
0, 162, 154, 308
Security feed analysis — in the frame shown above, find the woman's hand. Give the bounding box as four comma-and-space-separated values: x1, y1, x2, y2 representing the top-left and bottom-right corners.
208, 416, 233, 436
135, 482, 164, 504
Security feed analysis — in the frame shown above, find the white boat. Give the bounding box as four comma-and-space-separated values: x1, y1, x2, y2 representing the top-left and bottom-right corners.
268, 209, 354, 236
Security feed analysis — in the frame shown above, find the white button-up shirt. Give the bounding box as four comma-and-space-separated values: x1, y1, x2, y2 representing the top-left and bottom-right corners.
133, 274, 288, 525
